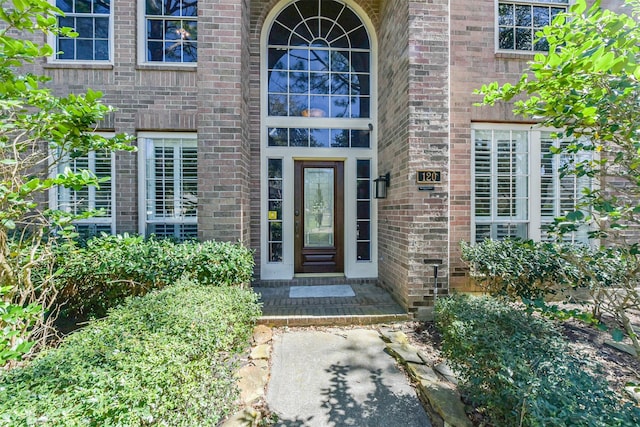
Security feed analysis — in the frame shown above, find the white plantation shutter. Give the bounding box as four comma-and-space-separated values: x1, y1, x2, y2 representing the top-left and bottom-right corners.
473, 125, 591, 243
539, 132, 591, 242
473, 129, 529, 242
144, 137, 198, 240
56, 149, 115, 236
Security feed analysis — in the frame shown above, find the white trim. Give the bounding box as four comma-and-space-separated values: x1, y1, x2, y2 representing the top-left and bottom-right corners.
260, 0, 378, 280
471, 123, 591, 243
47, 0, 114, 65
136, 0, 198, 67
49, 132, 117, 234
494, 0, 570, 54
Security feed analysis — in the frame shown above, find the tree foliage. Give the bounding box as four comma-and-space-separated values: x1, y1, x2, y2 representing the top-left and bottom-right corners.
0, 0, 134, 367
475, 0, 640, 356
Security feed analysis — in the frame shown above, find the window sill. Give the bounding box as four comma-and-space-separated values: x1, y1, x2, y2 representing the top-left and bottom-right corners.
494, 51, 537, 60
44, 62, 114, 70
136, 64, 197, 72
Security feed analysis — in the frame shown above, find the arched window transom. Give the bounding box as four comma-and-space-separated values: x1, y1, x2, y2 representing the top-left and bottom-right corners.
267, 0, 371, 122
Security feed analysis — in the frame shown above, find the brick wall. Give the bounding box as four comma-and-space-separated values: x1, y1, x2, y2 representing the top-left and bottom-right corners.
378, 0, 450, 317
197, 0, 252, 244
449, 0, 531, 292
41, 1, 200, 234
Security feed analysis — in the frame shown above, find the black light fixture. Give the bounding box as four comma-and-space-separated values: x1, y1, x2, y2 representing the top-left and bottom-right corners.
374, 172, 390, 199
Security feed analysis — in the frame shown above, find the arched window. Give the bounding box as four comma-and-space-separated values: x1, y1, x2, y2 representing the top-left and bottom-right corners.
266, 0, 371, 148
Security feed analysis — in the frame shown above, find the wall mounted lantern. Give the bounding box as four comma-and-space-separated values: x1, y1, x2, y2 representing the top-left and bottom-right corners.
374, 172, 390, 199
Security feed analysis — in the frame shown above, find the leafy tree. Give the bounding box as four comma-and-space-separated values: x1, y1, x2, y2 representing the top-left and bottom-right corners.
0, 0, 134, 367
476, 0, 640, 356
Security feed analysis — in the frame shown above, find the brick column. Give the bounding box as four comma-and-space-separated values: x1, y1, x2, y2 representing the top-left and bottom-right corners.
379, 0, 450, 318
197, 0, 252, 244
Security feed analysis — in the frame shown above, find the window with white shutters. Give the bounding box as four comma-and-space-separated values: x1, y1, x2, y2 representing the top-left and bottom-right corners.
55, 149, 115, 237
142, 136, 197, 240
472, 125, 592, 243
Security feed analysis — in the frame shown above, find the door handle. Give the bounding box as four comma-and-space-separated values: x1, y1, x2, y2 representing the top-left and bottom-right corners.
295, 220, 299, 237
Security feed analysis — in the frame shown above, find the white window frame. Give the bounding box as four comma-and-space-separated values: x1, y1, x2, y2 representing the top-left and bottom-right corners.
472, 123, 592, 243
260, 0, 379, 280
49, 132, 116, 235
495, 0, 569, 54
137, 132, 198, 240
48, 0, 114, 64
136, 0, 198, 66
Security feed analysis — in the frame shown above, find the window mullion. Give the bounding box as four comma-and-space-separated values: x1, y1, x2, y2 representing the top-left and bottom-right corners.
530, 131, 542, 241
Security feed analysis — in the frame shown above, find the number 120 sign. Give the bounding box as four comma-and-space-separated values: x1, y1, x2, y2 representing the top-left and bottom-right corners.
416, 170, 441, 184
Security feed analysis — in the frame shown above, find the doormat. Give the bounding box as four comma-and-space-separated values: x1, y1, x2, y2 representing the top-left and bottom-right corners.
289, 285, 355, 298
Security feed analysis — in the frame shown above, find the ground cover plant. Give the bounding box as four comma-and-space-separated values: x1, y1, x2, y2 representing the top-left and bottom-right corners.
435, 294, 640, 427
462, 238, 640, 358
52, 234, 255, 318
0, 280, 261, 426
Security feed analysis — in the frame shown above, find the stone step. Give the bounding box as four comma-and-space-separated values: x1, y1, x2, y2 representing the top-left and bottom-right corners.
258, 313, 409, 327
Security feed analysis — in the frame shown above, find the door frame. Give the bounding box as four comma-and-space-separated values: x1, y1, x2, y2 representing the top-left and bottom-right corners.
294, 160, 344, 273
259, 0, 379, 280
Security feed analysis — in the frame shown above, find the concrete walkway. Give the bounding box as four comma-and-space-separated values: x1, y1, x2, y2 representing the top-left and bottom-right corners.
266, 328, 432, 427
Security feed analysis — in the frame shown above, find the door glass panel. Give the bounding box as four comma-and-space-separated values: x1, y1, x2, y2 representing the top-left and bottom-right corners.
304, 168, 334, 247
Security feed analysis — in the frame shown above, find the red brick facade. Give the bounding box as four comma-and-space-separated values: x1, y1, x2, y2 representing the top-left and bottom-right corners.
31, 0, 624, 316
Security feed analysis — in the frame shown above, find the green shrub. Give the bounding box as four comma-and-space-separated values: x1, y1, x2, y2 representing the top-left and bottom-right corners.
0, 280, 261, 426
435, 294, 640, 427
54, 234, 255, 317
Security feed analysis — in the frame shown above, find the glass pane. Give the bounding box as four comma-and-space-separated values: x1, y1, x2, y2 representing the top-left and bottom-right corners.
515, 5, 531, 26
95, 17, 109, 38
356, 159, 370, 179
57, 0, 73, 13
351, 129, 370, 148
77, 0, 91, 13
498, 3, 514, 25
268, 95, 288, 116
310, 50, 330, 71
357, 221, 370, 240
499, 27, 514, 50
309, 72, 329, 94
331, 96, 350, 118
357, 181, 370, 199
269, 243, 283, 262
268, 128, 288, 146
58, 39, 75, 59
357, 242, 370, 261
515, 28, 532, 50
330, 129, 349, 147
269, 71, 288, 93
533, 6, 550, 27
290, 128, 309, 147
357, 200, 370, 220
269, 222, 283, 241
94, 0, 110, 14
76, 17, 93, 37
269, 179, 282, 199
309, 129, 330, 147
77, 40, 93, 60
304, 168, 334, 248
146, 0, 161, 15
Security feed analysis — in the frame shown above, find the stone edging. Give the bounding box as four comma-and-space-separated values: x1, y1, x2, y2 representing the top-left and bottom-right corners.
379, 327, 473, 427
221, 325, 273, 427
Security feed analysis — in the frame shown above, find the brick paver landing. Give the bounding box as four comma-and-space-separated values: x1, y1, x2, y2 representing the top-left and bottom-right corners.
253, 281, 408, 326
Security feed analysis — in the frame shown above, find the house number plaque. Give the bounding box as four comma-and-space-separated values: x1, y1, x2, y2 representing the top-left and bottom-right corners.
416, 170, 441, 184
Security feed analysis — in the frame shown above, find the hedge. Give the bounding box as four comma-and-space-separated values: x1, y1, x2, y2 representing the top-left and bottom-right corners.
0, 281, 261, 426
53, 234, 255, 317
435, 294, 640, 427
